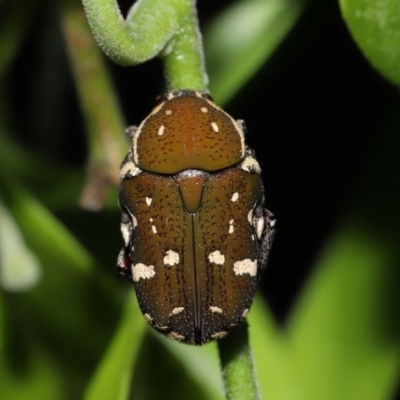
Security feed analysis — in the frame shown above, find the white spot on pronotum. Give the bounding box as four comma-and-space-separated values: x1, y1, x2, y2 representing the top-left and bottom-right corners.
120, 161, 141, 179
164, 250, 179, 266
210, 306, 223, 314
228, 219, 234, 234
247, 209, 253, 224
158, 125, 165, 136
132, 263, 155, 282
233, 259, 257, 276
201, 94, 245, 157
170, 307, 184, 315
211, 122, 219, 132
242, 308, 250, 319
208, 250, 225, 265
240, 156, 261, 174
165, 109, 172, 115
251, 234, 255, 241
152, 225, 157, 234
120, 223, 131, 245
255, 216, 264, 239
145, 197, 152, 206
200, 107, 208, 113
144, 313, 153, 323
269, 219, 276, 228
168, 331, 185, 341
132, 215, 138, 228
231, 192, 239, 202
211, 331, 228, 340
150, 218, 153, 222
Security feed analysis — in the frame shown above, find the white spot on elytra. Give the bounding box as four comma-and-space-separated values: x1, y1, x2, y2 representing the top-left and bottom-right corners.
240, 156, 261, 174
168, 331, 185, 341
210, 306, 223, 314
145, 197, 152, 206
165, 109, 172, 115
144, 313, 153, 323
269, 219, 276, 228
158, 125, 165, 136
155, 325, 168, 331
170, 307, 184, 315
242, 308, 249, 319
132, 263, 155, 282
132, 215, 138, 228
164, 250, 179, 266
247, 209, 253, 224
231, 192, 239, 202
211, 331, 228, 340
255, 216, 264, 239
251, 234, 255, 241
209, 250, 225, 265
211, 122, 219, 132
229, 219, 234, 234
233, 259, 257, 276
151, 225, 157, 234
120, 161, 141, 180
201, 107, 208, 113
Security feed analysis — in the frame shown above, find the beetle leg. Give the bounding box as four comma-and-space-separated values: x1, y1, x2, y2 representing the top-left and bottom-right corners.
117, 247, 133, 281
120, 206, 133, 247
117, 206, 134, 282
257, 209, 276, 274
125, 125, 138, 138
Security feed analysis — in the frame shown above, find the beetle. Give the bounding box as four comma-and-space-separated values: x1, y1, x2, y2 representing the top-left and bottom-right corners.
117, 89, 275, 345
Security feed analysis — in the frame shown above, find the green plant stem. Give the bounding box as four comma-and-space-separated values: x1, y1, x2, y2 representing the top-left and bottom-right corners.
60, 0, 128, 210
218, 322, 261, 400
84, 292, 147, 400
81, 0, 184, 65
81, 0, 208, 91
161, 2, 208, 91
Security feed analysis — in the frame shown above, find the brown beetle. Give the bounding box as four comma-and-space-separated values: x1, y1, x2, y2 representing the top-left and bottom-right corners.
117, 90, 275, 345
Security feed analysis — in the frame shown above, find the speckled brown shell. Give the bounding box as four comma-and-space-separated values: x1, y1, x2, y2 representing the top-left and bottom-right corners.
118, 90, 275, 345
119, 168, 263, 344
134, 92, 245, 174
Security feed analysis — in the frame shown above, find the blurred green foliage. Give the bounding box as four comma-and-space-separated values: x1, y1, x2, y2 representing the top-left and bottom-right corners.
1, 0, 400, 399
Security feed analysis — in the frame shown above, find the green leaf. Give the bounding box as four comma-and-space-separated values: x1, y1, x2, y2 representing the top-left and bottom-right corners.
339, 0, 400, 87
84, 293, 146, 400
0, 345, 64, 400
249, 295, 305, 399
154, 334, 224, 400
0, 292, 64, 400
204, 0, 306, 105
3, 183, 94, 274
0, 199, 41, 292
288, 222, 400, 400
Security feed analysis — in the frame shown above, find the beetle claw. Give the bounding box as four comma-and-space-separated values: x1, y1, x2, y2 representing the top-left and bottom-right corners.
117, 247, 133, 282
257, 209, 276, 274
125, 125, 138, 138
